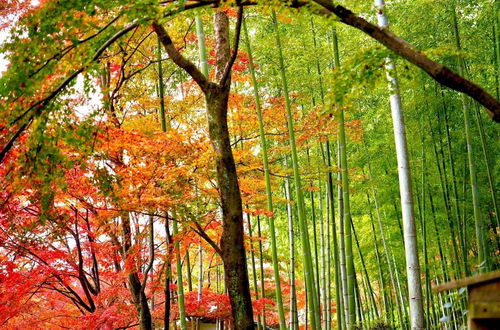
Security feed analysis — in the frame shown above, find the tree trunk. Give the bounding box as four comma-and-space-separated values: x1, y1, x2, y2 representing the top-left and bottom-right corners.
154, 10, 254, 328
205, 82, 254, 328
122, 213, 153, 330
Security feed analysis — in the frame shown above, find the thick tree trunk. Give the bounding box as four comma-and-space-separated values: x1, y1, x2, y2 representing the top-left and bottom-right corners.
154, 10, 254, 328
205, 84, 254, 329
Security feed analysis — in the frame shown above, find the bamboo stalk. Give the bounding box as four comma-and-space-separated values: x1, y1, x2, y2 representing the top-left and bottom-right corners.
242, 17, 287, 328
272, 10, 320, 328
374, 1, 424, 327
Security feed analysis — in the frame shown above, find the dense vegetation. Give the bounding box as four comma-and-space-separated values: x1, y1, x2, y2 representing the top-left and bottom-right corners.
0, 0, 498, 329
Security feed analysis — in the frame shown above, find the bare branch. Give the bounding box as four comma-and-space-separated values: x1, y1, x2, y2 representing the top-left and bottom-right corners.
141, 215, 155, 292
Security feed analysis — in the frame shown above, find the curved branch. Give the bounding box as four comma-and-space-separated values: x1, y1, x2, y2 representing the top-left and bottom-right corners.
152, 21, 209, 92
0, 22, 139, 164
311, 0, 500, 122
191, 221, 222, 256
220, 5, 244, 86
2, 0, 498, 167
0, 121, 31, 163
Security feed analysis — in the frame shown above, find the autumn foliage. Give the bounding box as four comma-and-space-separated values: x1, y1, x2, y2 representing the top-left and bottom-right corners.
0, 2, 365, 328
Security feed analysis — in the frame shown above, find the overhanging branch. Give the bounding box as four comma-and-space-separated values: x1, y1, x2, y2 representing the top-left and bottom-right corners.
192, 221, 222, 256
311, 0, 500, 122
2, 0, 498, 166
0, 22, 140, 163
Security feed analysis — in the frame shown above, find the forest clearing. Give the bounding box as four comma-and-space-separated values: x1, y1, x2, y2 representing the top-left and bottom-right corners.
0, 0, 499, 329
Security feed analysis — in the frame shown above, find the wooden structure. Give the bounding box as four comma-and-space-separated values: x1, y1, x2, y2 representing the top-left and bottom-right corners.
433, 270, 500, 329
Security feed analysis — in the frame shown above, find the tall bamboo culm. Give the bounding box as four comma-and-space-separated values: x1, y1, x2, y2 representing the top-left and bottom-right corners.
374, 1, 424, 328
450, 3, 488, 272
272, 10, 320, 328
173, 219, 187, 330
242, 17, 287, 329
331, 26, 355, 329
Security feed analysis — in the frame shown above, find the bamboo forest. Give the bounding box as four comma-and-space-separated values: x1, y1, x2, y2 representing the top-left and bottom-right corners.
1, 0, 499, 329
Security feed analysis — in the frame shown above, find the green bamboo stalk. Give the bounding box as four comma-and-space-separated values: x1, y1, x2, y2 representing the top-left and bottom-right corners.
157, 36, 168, 132
272, 11, 320, 328
320, 141, 340, 330
324, 179, 332, 329
256, 215, 267, 327
326, 141, 342, 330
354, 276, 363, 326
428, 187, 450, 282
360, 274, 372, 325
430, 109, 462, 278
368, 162, 404, 327
451, 2, 488, 272
185, 250, 193, 292
436, 99, 464, 277
472, 101, 500, 230
389, 246, 407, 328
309, 21, 342, 328
339, 114, 356, 328
352, 221, 379, 320
419, 135, 432, 327
493, 0, 500, 99
337, 142, 347, 330
438, 87, 467, 273
194, 20, 208, 329
461, 156, 468, 275
365, 190, 389, 323
285, 170, 299, 330
195, 15, 209, 78
243, 17, 287, 329
164, 219, 172, 330
307, 149, 321, 305
319, 180, 328, 329
158, 38, 171, 330
247, 213, 262, 330
330, 25, 355, 329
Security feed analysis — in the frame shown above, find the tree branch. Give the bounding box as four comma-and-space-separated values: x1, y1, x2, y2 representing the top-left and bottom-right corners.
0, 121, 30, 163
311, 0, 500, 122
191, 221, 222, 256
152, 21, 209, 92
0, 21, 140, 164
220, 5, 244, 86
140, 215, 155, 293
2, 0, 498, 167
